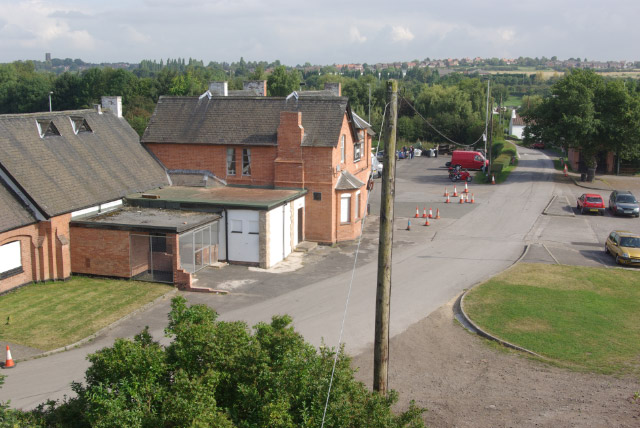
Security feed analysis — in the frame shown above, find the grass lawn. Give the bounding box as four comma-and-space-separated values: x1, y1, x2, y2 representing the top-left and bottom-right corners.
0, 277, 173, 351
464, 263, 640, 376
503, 95, 522, 108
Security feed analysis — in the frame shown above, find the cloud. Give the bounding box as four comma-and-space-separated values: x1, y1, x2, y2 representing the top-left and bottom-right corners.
350, 27, 366, 43
390, 25, 414, 42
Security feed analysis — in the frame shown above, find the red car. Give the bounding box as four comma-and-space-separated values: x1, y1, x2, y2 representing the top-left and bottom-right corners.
531, 142, 545, 149
577, 193, 605, 215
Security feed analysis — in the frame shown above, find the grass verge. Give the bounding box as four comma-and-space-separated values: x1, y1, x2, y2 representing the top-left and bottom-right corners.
0, 277, 173, 351
476, 140, 518, 184
464, 263, 640, 376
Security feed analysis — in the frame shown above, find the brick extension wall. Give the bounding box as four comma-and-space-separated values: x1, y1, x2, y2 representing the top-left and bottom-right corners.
0, 214, 71, 294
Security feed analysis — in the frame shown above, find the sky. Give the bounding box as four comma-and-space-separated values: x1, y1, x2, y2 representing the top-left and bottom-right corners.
0, 0, 638, 65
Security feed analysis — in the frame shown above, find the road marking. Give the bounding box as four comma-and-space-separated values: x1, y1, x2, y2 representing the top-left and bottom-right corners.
542, 243, 561, 265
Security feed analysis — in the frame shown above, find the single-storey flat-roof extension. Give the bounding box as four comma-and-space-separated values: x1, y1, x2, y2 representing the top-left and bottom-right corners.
127, 186, 307, 211
70, 207, 221, 233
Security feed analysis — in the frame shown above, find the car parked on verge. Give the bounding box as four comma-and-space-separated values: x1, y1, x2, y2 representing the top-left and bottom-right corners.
605, 230, 640, 265
577, 193, 605, 215
608, 190, 640, 217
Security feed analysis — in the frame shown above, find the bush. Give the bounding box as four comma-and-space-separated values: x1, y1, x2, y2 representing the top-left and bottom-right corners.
20, 297, 426, 427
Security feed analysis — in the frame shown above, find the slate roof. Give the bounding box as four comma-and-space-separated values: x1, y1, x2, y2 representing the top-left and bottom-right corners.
351, 111, 375, 136
0, 182, 36, 233
141, 96, 355, 148
335, 170, 365, 190
0, 109, 170, 218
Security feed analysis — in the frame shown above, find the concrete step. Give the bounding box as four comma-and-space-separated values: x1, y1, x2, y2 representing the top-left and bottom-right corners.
295, 241, 317, 252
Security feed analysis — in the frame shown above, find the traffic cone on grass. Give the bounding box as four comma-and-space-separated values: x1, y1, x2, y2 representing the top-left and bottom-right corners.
3, 346, 15, 369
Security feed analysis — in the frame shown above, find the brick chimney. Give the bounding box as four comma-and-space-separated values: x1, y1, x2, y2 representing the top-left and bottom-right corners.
243, 80, 267, 96
324, 82, 341, 96
101, 96, 122, 118
209, 81, 228, 96
274, 111, 304, 188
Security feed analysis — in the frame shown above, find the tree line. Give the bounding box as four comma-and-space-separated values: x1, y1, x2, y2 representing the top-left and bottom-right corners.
524, 69, 640, 171
0, 57, 607, 148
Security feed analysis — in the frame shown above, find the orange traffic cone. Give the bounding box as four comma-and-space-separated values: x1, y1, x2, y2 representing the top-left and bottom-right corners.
563, 164, 568, 177
444, 187, 449, 197
422, 207, 427, 218
423, 218, 430, 226
491, 175, 496, 185
464, 182, 469, 193
445, 194, 451, 204
459, 194, 465, 204
428, 208, 433, 218
470, 193, 475, 203
453, 186, 458, 197
3, 345, 15, 369
435, 208, 441, 219
415, 206, 419, 218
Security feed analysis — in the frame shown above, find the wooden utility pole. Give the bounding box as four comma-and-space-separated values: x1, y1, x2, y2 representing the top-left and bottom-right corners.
488, 98, 493, 173
374, 80, 398, 395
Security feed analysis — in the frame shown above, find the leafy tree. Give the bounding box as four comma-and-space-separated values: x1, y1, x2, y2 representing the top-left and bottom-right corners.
267, 66, 301, 96
21, 297, 425, 427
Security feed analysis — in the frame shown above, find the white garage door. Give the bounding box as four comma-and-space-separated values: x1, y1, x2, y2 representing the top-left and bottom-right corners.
227, 210, 259, 263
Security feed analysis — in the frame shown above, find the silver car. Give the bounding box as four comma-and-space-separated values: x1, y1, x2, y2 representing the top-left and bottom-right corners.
609, 190, 640, 218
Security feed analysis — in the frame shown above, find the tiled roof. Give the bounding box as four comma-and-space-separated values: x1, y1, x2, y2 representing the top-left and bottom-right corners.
352, 111, 375, 136
335, 170, 365, 190
0, 110, 170, 217
0, 182, 36, 233
511, 113, 527, 126
141, 96, 353, 148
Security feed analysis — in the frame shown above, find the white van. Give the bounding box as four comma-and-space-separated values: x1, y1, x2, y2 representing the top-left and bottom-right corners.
371, 154, 383, 178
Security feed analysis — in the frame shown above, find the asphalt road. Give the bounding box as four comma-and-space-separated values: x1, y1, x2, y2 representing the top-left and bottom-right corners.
4, 146, 633, 410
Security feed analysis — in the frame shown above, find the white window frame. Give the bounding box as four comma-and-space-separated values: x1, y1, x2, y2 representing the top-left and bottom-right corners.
354, 141, 362, 162
340, 135, 345, 163
227, 147, 236, 175
242, 148, 251, 176
0, 241, 22, 276
340, 193, 351, 224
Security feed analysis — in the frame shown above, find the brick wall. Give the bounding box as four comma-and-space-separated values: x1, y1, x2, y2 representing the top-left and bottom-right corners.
70, 227, 132, 277
146, 143, 276, 187
0, 214, 72, 294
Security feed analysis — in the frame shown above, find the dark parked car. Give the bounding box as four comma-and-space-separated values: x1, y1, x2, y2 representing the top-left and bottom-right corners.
608, 190, 640, 217
577, 193, 605, 215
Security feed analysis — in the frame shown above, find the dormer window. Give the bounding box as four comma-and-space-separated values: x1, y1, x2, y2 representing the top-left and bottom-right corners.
69, 116, 92, 134
36, 119, 60, 138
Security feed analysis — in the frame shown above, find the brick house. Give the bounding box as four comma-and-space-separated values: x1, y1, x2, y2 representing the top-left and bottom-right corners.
0, 98, 170, 293
142, 82, 374, 244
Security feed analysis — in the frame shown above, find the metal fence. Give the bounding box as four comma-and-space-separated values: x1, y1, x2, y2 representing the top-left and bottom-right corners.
179, 222, 219, 274
130, 234, 174, 283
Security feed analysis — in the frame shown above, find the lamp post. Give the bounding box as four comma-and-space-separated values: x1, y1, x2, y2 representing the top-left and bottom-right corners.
48, 91, 53, 112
